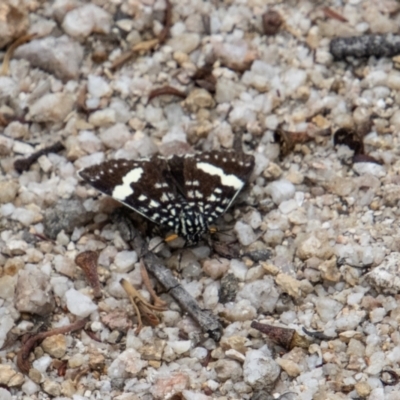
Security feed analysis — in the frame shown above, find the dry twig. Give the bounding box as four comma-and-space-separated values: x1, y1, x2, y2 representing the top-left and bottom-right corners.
120, 278, 166, 333
17, 319, 87, 374
0, 33, 37, 76
147, 86, 187, 103
75, 251, 102, 298
14, 141, 65, 173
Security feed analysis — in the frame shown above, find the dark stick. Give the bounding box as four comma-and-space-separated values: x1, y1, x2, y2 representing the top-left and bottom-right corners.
330, 34, 400, 60
14, 141, 65, 173
114, 213, 223, 341
143, 252, 222, 341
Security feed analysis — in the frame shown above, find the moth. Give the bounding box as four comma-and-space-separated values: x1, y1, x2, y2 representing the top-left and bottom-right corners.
78, 150, 255, 244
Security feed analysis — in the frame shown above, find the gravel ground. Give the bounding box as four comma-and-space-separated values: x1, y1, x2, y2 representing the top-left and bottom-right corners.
1, 0, 400, 399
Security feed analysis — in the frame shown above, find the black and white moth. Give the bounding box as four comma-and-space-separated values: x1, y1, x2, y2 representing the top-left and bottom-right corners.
78, 150, 255, 244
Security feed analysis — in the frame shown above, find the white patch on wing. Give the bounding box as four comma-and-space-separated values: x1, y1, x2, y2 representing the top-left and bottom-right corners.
149, 200, 160, 208
112, 167, 143, 200
196, 162, 244, 190
160, 193, 170, 202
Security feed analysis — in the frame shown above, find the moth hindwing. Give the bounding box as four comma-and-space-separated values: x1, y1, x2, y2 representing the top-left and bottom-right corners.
78, 150, 254, 244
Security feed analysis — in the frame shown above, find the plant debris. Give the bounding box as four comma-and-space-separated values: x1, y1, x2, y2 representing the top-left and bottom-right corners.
147, 86, 187, 103
14, 141, 65, 173
75, 251, 102, 299
17, 319, 87, 374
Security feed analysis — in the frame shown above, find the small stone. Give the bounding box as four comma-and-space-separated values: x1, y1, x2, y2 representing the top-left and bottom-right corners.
215, 79, 245, 104
14, 35, 84, 82
223, 299, 257, 321
41, 334, 67, 358
101, 309, 132, 332
243, 210, 262, 229
65, 288, 97, 317
265, 179, 295, 205
89, 108, 116, 127
13, 140, 34, 155
0, 181, 19, 203
62, 4, 112, 39
168, 33, 200, 54
370, 307, 386, 323
243, 347, 280, 390
355, 382, 372, 397
139, 340, 166, 361
226, 349, 246, 363
237, 278, 279, 313
263, 229, 284, 246
32, 355, 52, 374
60, 379, 77, 397
296, 235, 322, 260
203, 258, 229, 280
288, 210, 308, 225
0, 388, 11, 400
0, 275, 16, 299
318, 257, 341, 282
234, 221, 257, 246
108, 348, 147, 379
43, 199, 94, 239
42, 379, 61, 397
68, 353, 86, 369
11, 207, 40, 227
0, 364, 24, 386
275, 273, 302, 299
28, 369, 43, 384
89, 350, 105, 370
352, 162, 386, 177
21, 378, 39, 396
87, 74, 112, 98
151, 372, 189, 399
28, 93, 74, 123
0, 77, 17, 101
78, 130, 103, 153
276, 358, 302, 377
183, 89, 215, 113
4, 239, 28, 256
221, 336, 250, 355
99, 123, 131, 149
4, 121, 28, 139
168, 340, 191, 355
54, 255, 76, 278
214, 359, 243, 381
230, 259, 248, 281
316, 297, 343, 323
214, 40, 256, 72
4, 257, 24, 276
0, 134, 13, 155
15, 268, 55, 316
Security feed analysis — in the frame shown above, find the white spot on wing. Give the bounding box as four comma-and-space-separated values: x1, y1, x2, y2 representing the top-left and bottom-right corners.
112, 167, 143, 200
196, 162, 244, 190
149, 200, 160, 208
160, 193, 169, 202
